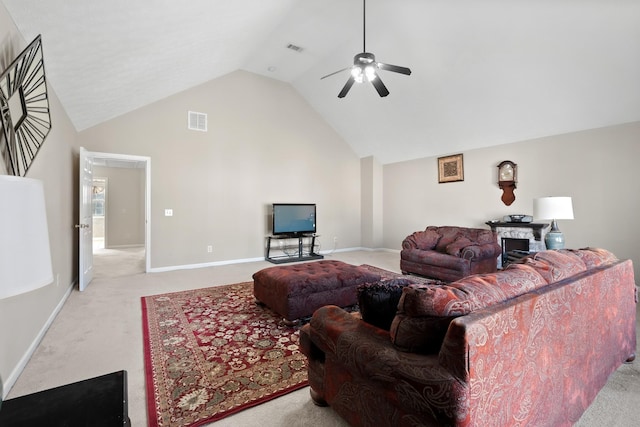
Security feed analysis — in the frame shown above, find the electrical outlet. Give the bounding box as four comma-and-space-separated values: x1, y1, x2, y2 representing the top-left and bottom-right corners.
333, 236, 338, 243
207, 245, 213, 253
164, 209, 173, 216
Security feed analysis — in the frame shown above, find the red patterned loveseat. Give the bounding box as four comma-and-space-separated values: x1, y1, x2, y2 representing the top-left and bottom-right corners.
300, 248, 637, 427
400, 226, 501, 282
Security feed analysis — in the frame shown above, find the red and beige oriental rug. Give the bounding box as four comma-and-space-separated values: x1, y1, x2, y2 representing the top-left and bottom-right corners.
141, 265, 406, 427
142, 281, 307, 427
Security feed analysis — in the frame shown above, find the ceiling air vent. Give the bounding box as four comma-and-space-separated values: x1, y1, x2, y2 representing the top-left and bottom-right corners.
286, 44, 303, 53
188, 111, 207, 132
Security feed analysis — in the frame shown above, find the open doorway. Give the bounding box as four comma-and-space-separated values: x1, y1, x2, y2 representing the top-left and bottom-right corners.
79, 148, 151, 290
92, 177, 106, 250
91, 170, 145, 278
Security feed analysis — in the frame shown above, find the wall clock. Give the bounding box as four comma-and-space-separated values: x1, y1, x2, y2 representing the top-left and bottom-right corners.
497, 160, 517, 206
0, 35, 52, 177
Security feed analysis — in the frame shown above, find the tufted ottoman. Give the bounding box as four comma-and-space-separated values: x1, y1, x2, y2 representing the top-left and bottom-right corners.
252, 260, 381, 324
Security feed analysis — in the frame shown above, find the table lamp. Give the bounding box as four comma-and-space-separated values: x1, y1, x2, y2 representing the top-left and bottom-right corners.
533, 196, 574, 250
0, 176, 53, 409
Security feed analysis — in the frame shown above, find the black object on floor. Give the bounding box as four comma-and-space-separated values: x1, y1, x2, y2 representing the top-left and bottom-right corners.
0, 370, 130, 426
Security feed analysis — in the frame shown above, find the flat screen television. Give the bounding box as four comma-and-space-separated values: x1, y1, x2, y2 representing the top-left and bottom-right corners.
272, 203, 316, 236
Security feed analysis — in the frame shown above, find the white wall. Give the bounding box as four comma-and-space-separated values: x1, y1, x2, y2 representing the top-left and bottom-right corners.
0, 2, 77, 396
78, 71, 363, 269
361, 156, 384, 248
383, 122, 640, 278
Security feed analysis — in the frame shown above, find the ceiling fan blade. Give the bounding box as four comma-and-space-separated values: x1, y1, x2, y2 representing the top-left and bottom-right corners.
321, 67, 350, 80
338, 76, 356, 98
378, 62, 412, 76
371, 74, 389, 97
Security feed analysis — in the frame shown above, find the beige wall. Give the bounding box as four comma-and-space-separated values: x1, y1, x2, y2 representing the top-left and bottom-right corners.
77, 71, 362, 269
93, 166, 145, 247
361, 156, 384, 248
0, 2, 77, 395
383, 122, 640, 277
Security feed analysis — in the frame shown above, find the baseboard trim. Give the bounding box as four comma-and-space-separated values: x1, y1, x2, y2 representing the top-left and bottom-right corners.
2, 280, 75, 399
148, 256, 265, 273
146, 247, 385, 273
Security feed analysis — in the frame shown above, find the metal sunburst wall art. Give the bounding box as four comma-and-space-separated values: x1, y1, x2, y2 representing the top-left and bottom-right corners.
0, 35, 52, 177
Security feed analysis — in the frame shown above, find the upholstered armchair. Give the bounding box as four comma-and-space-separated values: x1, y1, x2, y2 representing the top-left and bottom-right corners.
400, 226, 501, 281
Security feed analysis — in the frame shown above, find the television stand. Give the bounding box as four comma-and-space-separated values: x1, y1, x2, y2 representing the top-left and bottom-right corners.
265, 234, 324, 264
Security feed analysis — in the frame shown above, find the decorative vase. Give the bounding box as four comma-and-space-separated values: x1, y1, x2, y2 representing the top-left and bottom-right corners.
545, 231, 565, 250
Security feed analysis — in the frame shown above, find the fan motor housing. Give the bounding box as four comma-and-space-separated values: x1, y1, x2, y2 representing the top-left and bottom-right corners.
354, 52, 376, 65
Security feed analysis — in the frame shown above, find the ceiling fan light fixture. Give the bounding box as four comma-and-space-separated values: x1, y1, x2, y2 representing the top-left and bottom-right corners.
350, 65, 376, 84
351, 66, 364, 83
364, 65, 377, 81
320, 0, 411, 97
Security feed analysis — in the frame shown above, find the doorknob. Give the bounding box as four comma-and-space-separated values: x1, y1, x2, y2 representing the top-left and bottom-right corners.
74, 224, 90, 229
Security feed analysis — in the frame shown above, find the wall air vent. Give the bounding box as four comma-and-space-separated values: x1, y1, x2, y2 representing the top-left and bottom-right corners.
188, 111, 207, 132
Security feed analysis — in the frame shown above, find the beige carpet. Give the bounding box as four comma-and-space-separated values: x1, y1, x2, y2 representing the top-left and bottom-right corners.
7, 248, 640, 426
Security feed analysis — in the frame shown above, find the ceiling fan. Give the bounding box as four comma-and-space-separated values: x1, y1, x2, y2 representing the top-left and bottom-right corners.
321, 0, 411, 98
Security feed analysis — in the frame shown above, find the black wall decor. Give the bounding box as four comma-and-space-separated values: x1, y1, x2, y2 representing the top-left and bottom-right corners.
0, 35, 52, 176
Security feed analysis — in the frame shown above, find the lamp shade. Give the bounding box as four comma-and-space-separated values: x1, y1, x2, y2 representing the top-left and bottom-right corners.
533, 197, 574, 220
0, 175, 53, 299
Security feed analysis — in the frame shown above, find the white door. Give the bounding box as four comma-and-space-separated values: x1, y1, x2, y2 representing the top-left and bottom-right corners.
78, 147, 94, 291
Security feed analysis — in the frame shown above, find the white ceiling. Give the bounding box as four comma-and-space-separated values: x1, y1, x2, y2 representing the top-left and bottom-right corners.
3, 0, 640, 164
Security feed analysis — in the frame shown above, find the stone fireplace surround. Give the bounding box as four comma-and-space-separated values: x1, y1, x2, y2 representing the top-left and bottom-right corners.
486, 221, 550, 268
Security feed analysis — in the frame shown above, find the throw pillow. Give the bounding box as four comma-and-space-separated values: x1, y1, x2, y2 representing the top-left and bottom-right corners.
445, 236, 473, 256
417, 229, 441, 250
390, 314, 452, 354
402, 230, 441, 250
357, 278, 414, 330
433, 227, 463, 252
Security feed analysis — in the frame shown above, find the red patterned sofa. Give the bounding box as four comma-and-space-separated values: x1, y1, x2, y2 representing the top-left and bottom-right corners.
300, 249, 637, 427
400, 226, 501, 282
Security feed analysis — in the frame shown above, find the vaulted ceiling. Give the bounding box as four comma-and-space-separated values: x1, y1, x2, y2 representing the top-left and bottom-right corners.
3, 0, 640, 164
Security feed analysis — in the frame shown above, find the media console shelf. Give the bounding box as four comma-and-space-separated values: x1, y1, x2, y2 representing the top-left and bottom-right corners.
265, 234, 324, 264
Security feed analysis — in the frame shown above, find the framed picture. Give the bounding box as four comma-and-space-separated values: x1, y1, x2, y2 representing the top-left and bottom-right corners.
438, 153, 464, 183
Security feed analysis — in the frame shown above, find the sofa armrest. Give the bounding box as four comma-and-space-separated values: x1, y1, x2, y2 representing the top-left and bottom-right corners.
306, 305, 389, 358
303, 306, 471, 424
460, 242, 501, 260
306, 305, 455, 384
401, 233, 420, 250
402, 229, 440, 251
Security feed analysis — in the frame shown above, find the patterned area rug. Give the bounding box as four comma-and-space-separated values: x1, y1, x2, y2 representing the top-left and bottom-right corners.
142, 282, 308, 427
141, 264, 424, 427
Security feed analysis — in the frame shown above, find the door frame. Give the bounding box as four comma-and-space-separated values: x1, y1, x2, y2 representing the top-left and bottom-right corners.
82, 149, 151, 274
